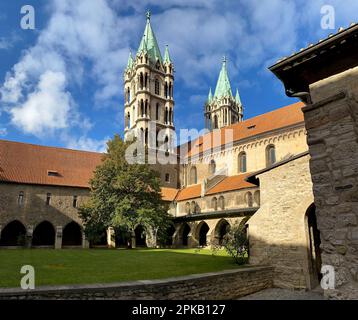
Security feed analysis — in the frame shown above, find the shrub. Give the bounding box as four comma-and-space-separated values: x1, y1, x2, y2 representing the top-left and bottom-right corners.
222, 222, 249, 265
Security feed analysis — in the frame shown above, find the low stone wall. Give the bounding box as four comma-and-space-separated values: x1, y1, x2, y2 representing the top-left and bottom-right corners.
0, 266, 273, 300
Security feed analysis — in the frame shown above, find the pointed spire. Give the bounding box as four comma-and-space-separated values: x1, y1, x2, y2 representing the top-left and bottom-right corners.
137, 10, 163, 63
207, 87, 213, 102
164, 45, 172, 64
214, 56, 233, 99
127, 51, 134, 69
235, 88, 242, 104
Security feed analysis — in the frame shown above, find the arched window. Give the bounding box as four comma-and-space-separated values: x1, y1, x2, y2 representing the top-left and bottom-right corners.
144, 100, 148, 116
127, 112, 130, 128
164, 82, 168, 98
156, 103, 160, 120
169, 82, 172, 97
165, 173, 170, 182
155, 79, 160, 95
212, 197, 218, 211
140, 100, 144, 117
218, 196, 225, 210
245, 192, 253, 207
144, 73, 148, 88
165, 107, 168, 124
127, 87, 130, 103
191, 201, 197, 214
213, 115, 218, 129
169, 109, 172, 124
238, 152, 247, 173
145, 128, 148, 145
266, 145, 276, 167
190, 166, 197, 185
18, 191, 24, 206
140, 128, 144, 143
140, 73, 144, 89
185, 202, 190, 214
209, 160, 216, 175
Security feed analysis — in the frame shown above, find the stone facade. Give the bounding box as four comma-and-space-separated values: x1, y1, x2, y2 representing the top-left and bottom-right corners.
0, 266, 273, 300
248, 154, 315, 289
0, 183, 89, 248
303, 66, 358, 299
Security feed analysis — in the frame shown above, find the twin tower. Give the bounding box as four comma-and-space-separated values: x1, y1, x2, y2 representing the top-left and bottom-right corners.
123, 11, 244, 151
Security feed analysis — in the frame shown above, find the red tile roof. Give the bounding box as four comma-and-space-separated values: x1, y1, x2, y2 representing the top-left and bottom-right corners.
161, 187, 179, 201
0, 140, 104, 188
183, 102, 304, 157
205, 173, 255, 195
175, 184, 202, 201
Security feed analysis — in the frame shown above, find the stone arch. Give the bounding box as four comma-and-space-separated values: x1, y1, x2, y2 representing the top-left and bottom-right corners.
211, 197, 218, 211
266, 144, 276, 167
134, 225, 146, 247
0, 220, 26, 246
196, 221, 209, 247
214, 219, 230, 245
165, 223, 176, 246
32, 221, 55, 247
218, 195, 225, 210
62, 221, 82, 246
209, 159, 216, 175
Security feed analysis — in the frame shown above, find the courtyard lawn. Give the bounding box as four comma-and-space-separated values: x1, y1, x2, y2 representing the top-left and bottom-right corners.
0, 248, 240, 288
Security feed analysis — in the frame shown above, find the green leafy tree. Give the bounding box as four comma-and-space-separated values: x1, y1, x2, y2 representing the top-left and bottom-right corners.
79, 135, 170, 248
222, 218, 250, 265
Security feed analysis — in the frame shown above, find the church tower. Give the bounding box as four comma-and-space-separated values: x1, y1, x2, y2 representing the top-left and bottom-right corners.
123, 11, 175, 154
204, 57, 243, 130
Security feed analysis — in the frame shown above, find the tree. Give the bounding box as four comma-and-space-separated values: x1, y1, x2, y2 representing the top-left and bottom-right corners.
79, 134, 170, 248
221, 218, 249, 265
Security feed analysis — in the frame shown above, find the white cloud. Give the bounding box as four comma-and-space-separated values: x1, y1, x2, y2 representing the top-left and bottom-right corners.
65, 135, 109, 153
10, 71, 72, 136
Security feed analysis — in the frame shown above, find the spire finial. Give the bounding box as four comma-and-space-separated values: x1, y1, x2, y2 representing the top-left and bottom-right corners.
223, 55, 227, 64
146, 10, 151, 21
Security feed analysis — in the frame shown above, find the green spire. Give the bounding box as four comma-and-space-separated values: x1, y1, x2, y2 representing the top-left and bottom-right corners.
235, 88, 242, 104
214, 56, 233, 99
163, 45, 172, 64
207, 87, 213, 102
127, 51, 134, 69
137, 10, 163, 63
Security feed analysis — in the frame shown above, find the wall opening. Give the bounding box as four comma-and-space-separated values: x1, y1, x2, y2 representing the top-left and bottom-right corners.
0, 220, 26, 246
306, 203, 322, 289
198, 222, 209, 246
182, 223, 190, 246
32, 221, 55, 247
62, 221, 82, 246
135, 225, 146, 247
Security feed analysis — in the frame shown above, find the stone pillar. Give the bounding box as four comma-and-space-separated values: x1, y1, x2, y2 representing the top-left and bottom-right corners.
26, 225, 33, 248
107, 227, 116, 248
82, 232, 89, 249
303, 66, 358, 299
55, 226, 62, 249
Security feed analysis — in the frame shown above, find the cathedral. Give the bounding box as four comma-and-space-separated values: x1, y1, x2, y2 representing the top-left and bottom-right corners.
0, 12, 323, 290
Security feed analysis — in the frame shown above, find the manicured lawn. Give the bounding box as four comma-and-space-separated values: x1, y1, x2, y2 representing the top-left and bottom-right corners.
0, 248, 239, 288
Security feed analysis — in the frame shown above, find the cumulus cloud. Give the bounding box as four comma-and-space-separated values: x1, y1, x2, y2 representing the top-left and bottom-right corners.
10, 71, 72, 135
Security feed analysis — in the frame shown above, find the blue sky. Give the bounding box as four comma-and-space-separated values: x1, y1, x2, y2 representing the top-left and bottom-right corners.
0, 0, 357, 151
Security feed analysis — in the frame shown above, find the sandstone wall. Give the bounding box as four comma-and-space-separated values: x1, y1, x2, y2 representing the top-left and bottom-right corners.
303, 66, 358, 299
248, 154, 314, 289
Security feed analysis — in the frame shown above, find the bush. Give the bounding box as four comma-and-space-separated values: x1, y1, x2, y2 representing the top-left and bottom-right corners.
222, 222, 249, 265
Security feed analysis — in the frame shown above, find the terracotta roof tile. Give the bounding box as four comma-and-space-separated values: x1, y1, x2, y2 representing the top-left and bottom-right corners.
205, 173, 256, 195
175, 184, 202, 201
0, 140, 103, 188
161, 187, 179, 201
184, 101, 304, 157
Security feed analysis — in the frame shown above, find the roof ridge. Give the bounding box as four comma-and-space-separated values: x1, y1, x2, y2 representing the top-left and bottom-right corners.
0, 139, 104, 156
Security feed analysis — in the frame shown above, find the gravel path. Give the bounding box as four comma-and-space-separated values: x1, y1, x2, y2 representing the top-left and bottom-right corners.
239, 288, 325, 300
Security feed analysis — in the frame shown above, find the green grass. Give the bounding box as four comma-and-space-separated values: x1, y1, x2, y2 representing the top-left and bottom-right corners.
0, 248, 240, 288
